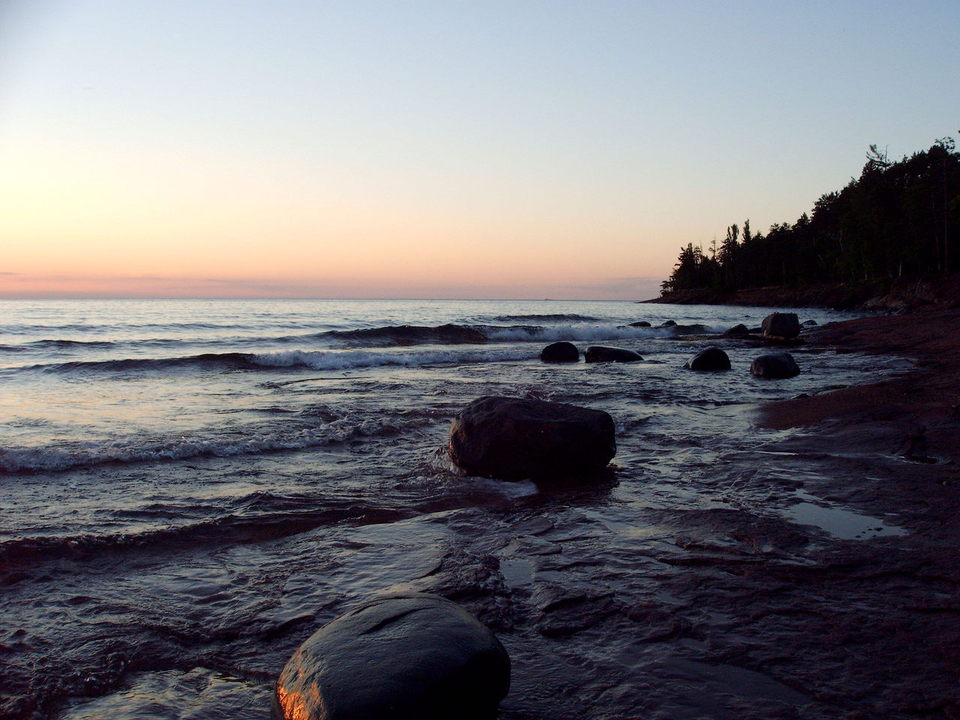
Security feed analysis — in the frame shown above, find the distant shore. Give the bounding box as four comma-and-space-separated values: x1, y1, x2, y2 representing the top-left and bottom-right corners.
644, 272, 960, 312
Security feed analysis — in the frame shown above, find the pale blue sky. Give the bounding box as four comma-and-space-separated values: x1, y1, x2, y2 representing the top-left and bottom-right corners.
1, 1, 958, 298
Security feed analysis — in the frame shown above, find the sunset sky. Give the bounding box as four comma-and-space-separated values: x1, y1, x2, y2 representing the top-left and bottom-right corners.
1, 1, 958, 300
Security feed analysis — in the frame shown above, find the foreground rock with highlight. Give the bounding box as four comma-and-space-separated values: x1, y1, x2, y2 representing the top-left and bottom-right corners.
275, 593, 510, 720
449, 396, 616, 481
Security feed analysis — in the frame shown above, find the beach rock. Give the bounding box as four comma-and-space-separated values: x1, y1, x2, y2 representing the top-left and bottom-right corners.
449, 396, 616, 481
584, 346, 643, 363
659, 320, 677, 328
802, 319, 818, 327
539, 341, 579, 363
750, 352, 800, 379
761, 312, 801, 339
275, 593, 510, 720
672, 323, 709, 335
724, 323, 750, 336
686, 347, 731, 371
629, 321, 651, 327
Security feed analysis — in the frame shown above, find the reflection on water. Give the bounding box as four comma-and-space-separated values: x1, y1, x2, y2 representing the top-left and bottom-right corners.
785, 491, 907, 540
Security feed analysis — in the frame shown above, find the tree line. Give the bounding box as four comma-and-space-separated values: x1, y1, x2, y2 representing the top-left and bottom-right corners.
662, 138, 960, 294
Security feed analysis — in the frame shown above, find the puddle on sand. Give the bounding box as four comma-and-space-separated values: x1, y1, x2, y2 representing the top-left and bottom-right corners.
784, 491, 907, 540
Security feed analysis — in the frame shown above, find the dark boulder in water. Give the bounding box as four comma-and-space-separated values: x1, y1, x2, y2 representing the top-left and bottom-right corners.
449, 396, 616, 481
539, 341, 579, 363
686, 347, 731, 371
724, 323, 750, 336
672, 323, 710, 335
659, 320, 677, 328
751, 352, 800, 379
803, 319, 818, 327
275, 593, 510, 720
761, 312, 800, 339
584, 346, 643, 363
629, 320, 651, 327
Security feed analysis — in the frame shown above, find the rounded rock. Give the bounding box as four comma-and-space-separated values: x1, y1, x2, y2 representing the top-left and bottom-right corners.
750, 352, 800, 379
539, 341, 579, 363
686, 346, 731, 371
761, 312, 801, 339
275, 593, 510, 720
449, 396, 616, 481
584, 346, 643, 363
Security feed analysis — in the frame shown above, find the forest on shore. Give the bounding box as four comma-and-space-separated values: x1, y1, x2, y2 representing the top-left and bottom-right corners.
660, 138, 960, 296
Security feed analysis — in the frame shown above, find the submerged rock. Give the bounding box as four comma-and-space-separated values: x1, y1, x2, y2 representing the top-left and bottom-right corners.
449, 396, 616, 481
540, 341, 579, 363
584, 346, 643, 363
686, 347, 731, 371
659, 320, 677, 328
629, 320, 651, 327
724, 323, 750, 336
750, 352, 800, 379
275, 593, 510, 720
761, 312, 801, 339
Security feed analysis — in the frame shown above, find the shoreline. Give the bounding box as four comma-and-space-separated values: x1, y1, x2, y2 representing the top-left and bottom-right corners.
644, 272, 960, 312
740, 307, 960, 715
758, 304, 960, 531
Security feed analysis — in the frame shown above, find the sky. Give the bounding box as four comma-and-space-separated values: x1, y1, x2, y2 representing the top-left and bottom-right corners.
1, 0, 958, 300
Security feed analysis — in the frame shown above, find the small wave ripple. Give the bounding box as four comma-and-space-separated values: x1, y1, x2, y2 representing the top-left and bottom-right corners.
0, 496, 411, 566
0, 415, 431, 474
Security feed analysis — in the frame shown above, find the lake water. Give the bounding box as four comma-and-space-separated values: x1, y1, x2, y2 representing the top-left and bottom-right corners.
0, 299, 909, 719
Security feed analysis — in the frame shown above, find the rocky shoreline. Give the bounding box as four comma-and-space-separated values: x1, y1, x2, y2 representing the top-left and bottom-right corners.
646, 272, 960, 312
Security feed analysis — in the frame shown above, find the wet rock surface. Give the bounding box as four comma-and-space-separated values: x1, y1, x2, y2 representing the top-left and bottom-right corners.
539, 341, 579, 363
275, 593, 510, 720
584, 346, 643, 363
751, 352, 801, 378
762, 312, 801, 339
686, 347, 731, 371
448, 396, 616, 481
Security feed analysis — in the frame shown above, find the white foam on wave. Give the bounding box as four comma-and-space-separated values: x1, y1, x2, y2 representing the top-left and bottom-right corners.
250, 346, 533, 371
0, 416, 420, 474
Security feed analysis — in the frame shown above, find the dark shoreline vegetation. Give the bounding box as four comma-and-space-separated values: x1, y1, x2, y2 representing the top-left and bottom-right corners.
654, 137, 960, 310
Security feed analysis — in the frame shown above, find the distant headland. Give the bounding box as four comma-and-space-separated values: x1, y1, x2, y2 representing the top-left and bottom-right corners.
649, 137, 960, 311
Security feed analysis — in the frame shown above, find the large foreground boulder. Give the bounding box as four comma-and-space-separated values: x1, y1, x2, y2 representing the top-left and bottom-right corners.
686, 346, 731, 371
275, 593, 510, 720
751, 352, 800, 379
540, 341, 579, 363
584, 346, 643, 363
761, 312, 800, 339
449, 396, 616, 481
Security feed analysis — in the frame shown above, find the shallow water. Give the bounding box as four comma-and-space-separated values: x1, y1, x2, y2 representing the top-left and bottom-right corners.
1, 299, 930, 719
